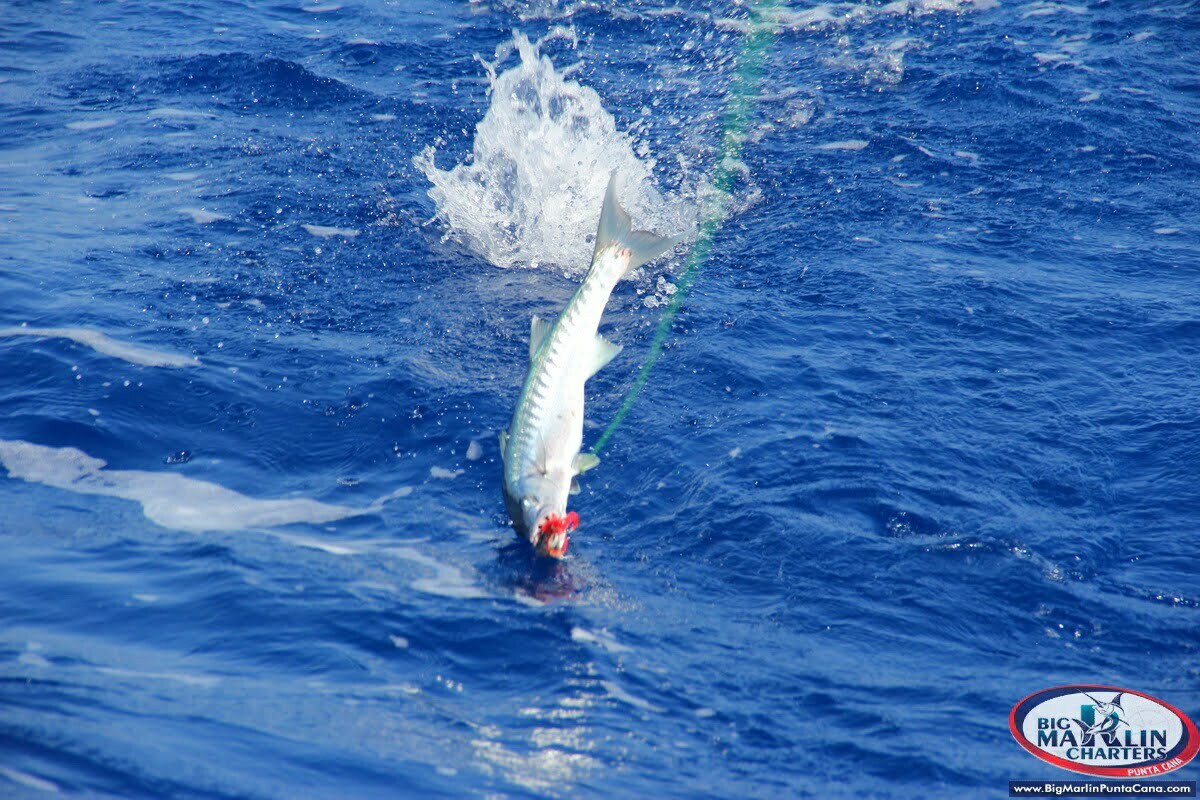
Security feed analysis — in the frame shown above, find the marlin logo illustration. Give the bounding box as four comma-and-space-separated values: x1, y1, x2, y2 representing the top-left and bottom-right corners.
1073, 692, 1127, 745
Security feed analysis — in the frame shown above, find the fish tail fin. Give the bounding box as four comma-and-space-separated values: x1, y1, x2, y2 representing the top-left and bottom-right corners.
591, 172, 680, 274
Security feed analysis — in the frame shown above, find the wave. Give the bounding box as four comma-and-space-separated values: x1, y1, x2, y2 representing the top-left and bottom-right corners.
0, 326, 198, 368
156, 52, 365, 109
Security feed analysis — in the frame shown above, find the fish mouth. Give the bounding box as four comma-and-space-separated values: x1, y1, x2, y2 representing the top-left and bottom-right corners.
540, 531, 568, 558
535, 511, 578, 558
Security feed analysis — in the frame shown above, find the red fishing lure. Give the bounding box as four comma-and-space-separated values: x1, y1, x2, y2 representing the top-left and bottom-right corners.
537, 511, 579, 557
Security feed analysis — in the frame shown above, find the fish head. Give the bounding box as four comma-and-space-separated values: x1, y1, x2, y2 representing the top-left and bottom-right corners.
534, 510, 579, 558
516, 473, 577, 557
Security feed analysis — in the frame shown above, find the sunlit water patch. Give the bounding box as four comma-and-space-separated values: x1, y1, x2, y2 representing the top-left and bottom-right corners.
0, 439, 405, 533
0, 326, 198, 368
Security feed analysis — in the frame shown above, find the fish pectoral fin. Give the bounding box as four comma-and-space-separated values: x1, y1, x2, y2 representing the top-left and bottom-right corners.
530, 315, 552, 360
573, 453, 600, 474
498, 430, 508, 465
570, 477, 580, 495
587, 334, 622, 378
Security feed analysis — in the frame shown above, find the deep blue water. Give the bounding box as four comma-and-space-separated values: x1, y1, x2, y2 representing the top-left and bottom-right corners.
1, 0, 1198, 797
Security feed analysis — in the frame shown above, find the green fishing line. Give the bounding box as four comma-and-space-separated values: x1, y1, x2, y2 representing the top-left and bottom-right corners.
591, 4, 781, 456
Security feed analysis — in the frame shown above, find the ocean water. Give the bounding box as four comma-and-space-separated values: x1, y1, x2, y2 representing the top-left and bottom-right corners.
1, 0, 1198, 797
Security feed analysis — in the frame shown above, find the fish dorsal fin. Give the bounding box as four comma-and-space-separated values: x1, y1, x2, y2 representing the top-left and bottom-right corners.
573, 452, 599, 474
592, 172, 681, 274
587, 334, 622, 378
529, 315, 552, 360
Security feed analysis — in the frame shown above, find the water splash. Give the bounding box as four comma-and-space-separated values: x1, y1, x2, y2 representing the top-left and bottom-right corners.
415, 31, 689, 273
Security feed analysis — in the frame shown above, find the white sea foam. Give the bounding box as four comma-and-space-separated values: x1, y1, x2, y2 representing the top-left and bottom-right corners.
0, 766, 59, 794
65, 118, 117, 131
570, 627, 631, 653
600, 680, 663, 713
0, 439, 397, 533
18, 650, 51, 669
148, 108, 217, 120
383, 546, 490, 599
302, 223, 360, 238
1021, 1, 1087, 18
0, 326, 197, 367
767, 0, 995, 31
415, 32, 689, 273
272, 533, 366, 555
179, 207, 228, 224
816, 139, 869, 151
95, 666, 220, 688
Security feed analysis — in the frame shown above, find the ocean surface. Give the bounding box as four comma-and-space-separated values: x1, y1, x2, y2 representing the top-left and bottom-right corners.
1, 0, 1197, 797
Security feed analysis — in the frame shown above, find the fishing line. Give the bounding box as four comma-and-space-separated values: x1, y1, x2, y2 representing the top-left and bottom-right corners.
591, 3, 781, 456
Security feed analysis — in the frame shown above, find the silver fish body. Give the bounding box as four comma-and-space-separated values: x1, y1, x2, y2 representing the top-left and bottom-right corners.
501, 175, 677, 557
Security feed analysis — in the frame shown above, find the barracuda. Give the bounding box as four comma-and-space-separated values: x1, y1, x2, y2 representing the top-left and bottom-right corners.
500, 174, 679, 558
